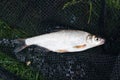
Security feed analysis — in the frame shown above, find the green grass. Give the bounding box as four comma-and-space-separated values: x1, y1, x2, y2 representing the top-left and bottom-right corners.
62, 0, 120, 24
0, 19, 44, 80
107, 0, 120, 9
1, 1, 119, 79
0, 52, 44, 80
87, 1, 92, 24
62, 0, 82, 9
0, 20, 29, 38
62, 0, 93, 24
63, 0, 120, 10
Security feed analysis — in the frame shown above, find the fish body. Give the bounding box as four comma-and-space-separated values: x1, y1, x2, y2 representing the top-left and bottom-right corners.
14, 30, 105, 53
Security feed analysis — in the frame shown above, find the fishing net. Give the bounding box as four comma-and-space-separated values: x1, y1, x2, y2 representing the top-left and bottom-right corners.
0, 66, 21, 80
0, 0, 120, 80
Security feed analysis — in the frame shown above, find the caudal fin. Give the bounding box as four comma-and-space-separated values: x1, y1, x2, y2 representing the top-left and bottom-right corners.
14, 39, 27, 53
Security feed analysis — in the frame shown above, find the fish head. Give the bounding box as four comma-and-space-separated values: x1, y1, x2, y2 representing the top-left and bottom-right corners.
86, 34, 105, 46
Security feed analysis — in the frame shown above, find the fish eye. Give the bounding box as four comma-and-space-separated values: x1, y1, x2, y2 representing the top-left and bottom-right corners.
94, 37, 100, 41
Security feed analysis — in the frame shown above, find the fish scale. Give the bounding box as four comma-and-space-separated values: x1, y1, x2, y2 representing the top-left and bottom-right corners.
14, 30, 105, 53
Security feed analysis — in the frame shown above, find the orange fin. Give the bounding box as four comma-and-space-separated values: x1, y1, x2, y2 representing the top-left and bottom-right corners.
56, 49, 68, 53
73, 44, 86, 49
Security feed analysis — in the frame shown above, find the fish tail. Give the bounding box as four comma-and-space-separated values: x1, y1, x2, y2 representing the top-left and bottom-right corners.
14, 39, 27, 53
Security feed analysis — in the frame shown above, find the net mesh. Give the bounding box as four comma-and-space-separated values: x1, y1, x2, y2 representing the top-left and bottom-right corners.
0, 0, 120, 80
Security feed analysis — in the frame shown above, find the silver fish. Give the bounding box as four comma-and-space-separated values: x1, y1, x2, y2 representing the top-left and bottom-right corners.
14, 30, 105, 53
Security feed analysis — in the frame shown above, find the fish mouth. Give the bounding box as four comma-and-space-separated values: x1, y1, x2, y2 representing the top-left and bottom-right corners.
100, 39, 105, 45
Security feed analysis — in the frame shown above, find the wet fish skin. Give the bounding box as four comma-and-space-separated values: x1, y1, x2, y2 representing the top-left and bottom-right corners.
14, 30, 105, 53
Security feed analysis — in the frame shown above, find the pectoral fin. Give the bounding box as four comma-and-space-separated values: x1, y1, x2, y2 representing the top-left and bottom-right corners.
73, 44, 86, 49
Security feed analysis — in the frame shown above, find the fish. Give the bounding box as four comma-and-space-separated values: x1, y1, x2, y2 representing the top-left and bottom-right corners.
14, 30, 105, 53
